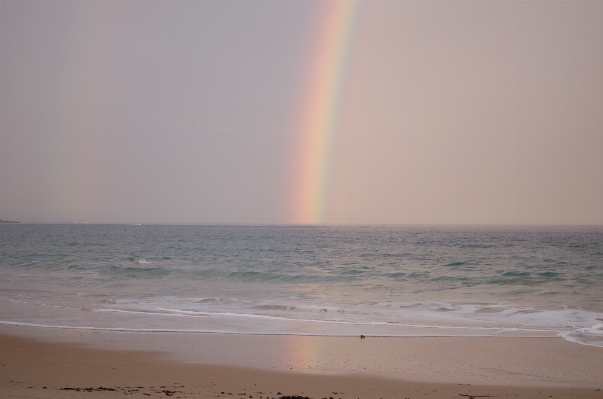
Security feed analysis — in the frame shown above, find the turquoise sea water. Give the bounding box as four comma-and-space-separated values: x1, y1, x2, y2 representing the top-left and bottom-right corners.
1, 224, 602, 346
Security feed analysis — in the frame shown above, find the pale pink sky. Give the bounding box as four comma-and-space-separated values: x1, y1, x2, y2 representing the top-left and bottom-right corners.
1, 1, 601, 225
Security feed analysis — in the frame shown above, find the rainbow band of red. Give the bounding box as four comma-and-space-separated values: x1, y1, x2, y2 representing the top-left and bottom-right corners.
291, 1, 360, 225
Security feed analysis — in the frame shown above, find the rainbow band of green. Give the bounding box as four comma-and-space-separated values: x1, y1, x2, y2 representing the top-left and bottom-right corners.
291, 1, 360, 225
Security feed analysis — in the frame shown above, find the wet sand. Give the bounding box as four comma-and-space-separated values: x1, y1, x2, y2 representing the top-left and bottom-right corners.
1, 324, 602, 399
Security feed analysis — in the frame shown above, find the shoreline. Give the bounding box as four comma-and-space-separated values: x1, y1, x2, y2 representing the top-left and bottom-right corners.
3, 299, 599, 345
2, 324, 602, 399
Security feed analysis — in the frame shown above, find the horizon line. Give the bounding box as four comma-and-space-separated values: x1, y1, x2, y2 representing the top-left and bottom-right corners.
3, 221, 602, 228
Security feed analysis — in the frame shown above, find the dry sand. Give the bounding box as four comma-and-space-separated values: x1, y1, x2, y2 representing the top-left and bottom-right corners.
1, 324, 602, 399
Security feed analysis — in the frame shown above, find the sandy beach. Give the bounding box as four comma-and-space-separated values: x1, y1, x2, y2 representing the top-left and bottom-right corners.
1, 324, 602, 399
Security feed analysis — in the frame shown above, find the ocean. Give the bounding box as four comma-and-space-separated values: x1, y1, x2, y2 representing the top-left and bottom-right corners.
1, 224, 602, 346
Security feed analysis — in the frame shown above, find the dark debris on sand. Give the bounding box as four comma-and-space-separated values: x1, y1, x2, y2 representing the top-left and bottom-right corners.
59, 385, 188, 396
61, 387, 117, 392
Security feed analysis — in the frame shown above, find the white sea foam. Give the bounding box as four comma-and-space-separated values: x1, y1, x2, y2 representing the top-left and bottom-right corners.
561, 325, 603, 347
4, 296, 602, 345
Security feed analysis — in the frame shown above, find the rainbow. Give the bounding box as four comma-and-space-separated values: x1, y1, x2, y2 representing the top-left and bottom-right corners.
290, 1, 360, 225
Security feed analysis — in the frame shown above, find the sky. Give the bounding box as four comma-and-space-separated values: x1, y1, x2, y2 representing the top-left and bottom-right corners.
1, 1, 602, 225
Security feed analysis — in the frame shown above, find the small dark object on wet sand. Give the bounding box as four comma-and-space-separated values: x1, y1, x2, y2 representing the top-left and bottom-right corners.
458, 394, 493, 399
280, 396, 311, 399
360, 335, 366, 339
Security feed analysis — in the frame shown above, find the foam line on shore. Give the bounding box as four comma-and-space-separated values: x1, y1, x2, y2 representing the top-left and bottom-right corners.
0, 320, 565, 338
95, 308, 564, 332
